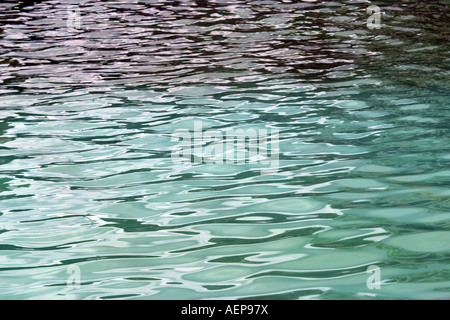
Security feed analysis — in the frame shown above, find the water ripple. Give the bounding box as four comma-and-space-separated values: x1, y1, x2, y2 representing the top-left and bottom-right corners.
0, 0, 449, 299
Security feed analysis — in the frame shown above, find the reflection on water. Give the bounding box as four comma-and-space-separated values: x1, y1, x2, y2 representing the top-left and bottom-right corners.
0, 0, 449, 299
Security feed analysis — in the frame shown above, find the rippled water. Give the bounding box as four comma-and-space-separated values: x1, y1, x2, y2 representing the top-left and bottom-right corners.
0, 0, 449, 300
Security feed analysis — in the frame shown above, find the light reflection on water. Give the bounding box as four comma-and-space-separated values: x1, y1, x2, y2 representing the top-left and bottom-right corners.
0, 0, 449, 299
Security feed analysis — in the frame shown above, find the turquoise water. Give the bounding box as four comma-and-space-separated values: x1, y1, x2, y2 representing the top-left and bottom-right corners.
0, 0, 449, 300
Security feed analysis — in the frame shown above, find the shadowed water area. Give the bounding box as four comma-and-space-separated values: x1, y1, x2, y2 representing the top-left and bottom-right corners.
0, 0, 449, 299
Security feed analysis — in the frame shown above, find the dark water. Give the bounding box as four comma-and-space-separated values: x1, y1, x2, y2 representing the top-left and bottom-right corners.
0, 0, 449, 299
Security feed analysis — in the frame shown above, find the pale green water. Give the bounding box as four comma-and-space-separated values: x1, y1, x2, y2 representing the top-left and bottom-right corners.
0, 0, 449, 300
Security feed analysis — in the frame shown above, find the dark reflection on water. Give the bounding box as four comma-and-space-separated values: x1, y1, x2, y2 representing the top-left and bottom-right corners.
0, 0, 449, 299
1, 0, 447, 88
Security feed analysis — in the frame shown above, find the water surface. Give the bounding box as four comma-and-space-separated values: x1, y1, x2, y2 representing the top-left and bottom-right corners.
0, 0, 449, 299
